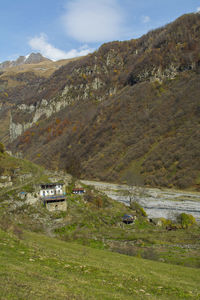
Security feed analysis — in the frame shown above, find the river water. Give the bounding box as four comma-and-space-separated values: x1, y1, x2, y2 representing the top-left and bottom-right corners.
81, 180, 200, 221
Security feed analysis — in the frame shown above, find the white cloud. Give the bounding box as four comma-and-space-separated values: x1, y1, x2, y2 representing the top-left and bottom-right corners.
197, 7, 200, 12
142, 15, 150, 24
61, 0, 123, 43
29, 33, 93, 61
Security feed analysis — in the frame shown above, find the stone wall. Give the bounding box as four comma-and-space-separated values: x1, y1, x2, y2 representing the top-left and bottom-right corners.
0, 175, 13, 188
46, 200, 67, 212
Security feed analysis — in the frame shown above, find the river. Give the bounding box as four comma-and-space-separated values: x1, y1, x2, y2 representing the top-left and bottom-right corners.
81, 180, 200, 221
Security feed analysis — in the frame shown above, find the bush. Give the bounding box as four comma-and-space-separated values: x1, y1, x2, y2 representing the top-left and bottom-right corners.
12, 225, 24, 239
160, 218, 172, 226
84, 190, 93, 203
0, 143, 5, 153
23, 184, 34, 193
0, 166, 5, 175
177, 213, 196, 229
66, 177, 76, 194
84, 190, 105, 208
142, 248, 159, 261
0, 215, 12, 231
130, 201, 147, 217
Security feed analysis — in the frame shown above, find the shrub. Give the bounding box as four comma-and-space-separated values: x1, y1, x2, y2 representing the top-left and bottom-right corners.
23, 184, 34, 193
66, 177, 76, 194
12, 225, 24, 239
142, 248, 159, 261
130, 201, 147, 217
177, 213, 196, 229
0, 166, 4, 175
0, 143, 5, 153
0, 215, 12, 231
159, 217, 172, 226
84, 190, 105, 208
84, 190, 93, 203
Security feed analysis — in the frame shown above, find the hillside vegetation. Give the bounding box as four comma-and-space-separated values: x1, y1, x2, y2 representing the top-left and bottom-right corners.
0, 13, 200, 189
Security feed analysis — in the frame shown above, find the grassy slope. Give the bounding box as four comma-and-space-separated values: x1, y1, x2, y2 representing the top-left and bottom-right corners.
0, 152, 41, 174
0, 229, 200, 300
0, 152, 50, 198
0, 57, 81, 83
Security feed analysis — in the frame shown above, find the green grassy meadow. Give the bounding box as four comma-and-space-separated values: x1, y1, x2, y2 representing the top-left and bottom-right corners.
0, 229, 200, 300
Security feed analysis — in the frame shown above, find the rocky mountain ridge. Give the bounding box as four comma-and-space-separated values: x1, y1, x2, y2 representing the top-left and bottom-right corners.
0, 53, 50, 70
0, 13, 200, 189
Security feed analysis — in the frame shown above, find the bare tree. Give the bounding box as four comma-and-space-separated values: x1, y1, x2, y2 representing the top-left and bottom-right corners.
122, 170, 145, 207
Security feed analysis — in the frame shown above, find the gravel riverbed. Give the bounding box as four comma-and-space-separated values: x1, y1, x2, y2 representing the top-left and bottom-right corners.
81, 180, 200, 221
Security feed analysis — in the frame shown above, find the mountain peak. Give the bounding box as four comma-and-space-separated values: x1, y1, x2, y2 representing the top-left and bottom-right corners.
0, 53, 51, 70
25, 53, 50, 64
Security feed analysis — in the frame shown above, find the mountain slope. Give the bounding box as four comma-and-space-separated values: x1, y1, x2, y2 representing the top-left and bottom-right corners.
1, 13, 200, 189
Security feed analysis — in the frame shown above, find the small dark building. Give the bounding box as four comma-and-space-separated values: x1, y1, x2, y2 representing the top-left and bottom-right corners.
122, 214, 135, 224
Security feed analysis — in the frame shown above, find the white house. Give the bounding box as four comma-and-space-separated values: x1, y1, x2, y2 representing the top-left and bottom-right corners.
39, 183, 65, 197
39, 183, 67, 211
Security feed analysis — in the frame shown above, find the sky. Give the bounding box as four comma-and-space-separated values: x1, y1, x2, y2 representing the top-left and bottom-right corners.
0, 0, 200, 62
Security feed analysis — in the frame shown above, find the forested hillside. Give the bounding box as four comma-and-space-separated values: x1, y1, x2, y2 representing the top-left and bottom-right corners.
0, 13, 200, 189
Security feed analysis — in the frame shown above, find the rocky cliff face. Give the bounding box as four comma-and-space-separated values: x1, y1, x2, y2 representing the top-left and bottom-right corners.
1, 13, 200, 190
9, 96, 72, 141
6, 49, 121, 141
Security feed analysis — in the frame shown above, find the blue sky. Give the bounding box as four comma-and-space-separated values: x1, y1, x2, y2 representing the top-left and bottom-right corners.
0, 0, 200, 62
